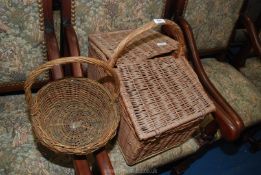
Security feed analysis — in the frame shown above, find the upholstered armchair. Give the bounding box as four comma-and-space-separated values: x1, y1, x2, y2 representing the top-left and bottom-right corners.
164, 0, 261, 142
0, 1, 74, 174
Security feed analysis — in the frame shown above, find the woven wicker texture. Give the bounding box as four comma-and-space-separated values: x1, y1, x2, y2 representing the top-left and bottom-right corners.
24, 57, 120, 155
88, 19, 215, 164
117, 97, 202, 164
89, 29, 179, 64
117, 56, 214, 139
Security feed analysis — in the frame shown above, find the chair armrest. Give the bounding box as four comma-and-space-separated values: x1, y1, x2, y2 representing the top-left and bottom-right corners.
43, 0, 63, 79
176, 17, 244, 141
64, 26, 83, 77
0, 81, 48, 94
212, 101, 241, 140
240, 14, 261, 56
44, 32, 64, 79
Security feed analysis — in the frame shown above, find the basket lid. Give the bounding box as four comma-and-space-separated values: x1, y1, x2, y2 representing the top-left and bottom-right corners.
89, 29, 179, 64
89, 28, 215, 140
117, 56, 215, 140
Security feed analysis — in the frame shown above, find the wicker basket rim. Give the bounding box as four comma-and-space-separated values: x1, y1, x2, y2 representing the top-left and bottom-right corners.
24, 57, 121, 154
33, 77, 116, 106
31, 78, 120, 154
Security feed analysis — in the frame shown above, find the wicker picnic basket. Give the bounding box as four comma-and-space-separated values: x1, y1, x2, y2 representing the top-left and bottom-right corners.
88, 19, 216, 165
24, 57, 120, 155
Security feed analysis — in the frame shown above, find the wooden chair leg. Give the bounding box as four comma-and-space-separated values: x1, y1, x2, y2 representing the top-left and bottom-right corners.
95, 149, 115, 175
74, 156, 93, 175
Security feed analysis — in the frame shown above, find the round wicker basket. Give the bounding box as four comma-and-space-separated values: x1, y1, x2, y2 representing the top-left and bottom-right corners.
24, 57, 120, 155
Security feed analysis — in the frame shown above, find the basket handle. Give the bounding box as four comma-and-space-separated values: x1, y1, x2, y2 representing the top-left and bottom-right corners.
24, 57, 120, 107
108, 19, 185, 67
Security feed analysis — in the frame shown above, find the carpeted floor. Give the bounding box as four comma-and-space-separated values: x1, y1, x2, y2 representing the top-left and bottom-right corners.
160, 135, 261, 175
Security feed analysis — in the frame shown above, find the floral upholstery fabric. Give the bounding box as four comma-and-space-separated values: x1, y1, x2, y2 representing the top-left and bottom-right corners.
74, 0, 166, 56
0, 1, 48, 85
183, 0, 244, 51
240, 57, 261, 92
107, 139, 200, 175
202, 58, 261, 127
0, 94, 74, 175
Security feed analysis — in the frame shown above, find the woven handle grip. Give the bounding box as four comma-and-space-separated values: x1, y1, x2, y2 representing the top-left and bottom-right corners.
24, 57, 120, 107
109, 19, 185, 67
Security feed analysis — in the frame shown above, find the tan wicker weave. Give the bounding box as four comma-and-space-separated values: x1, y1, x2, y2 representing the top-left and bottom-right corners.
24, 57, 120, 155
88, 19, 215, 165
89, 29, 179, 64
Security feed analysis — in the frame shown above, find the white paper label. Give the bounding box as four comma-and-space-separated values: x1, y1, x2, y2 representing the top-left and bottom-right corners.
153, 19, 166, 25
157, 42, 167, 46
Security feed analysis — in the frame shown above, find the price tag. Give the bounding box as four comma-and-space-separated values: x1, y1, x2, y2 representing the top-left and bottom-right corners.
153, 19, 166, 25
157, 42, 167, 46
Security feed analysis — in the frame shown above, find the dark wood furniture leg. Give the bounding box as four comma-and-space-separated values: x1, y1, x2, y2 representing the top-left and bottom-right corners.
95, 149, 115, 175
73, 156, 93, 175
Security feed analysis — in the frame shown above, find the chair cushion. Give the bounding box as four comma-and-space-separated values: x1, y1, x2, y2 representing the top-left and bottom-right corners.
0, 2, 48, 85
0, 94, 74, 175
240, 57, 261, 92
74, 0, 166, 56
107, 138, 200, 175
202, 58, 261, 127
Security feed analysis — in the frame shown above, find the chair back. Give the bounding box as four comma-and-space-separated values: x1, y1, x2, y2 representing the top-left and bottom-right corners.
0, 1, 46, 89
165, 0, 246, 54
71, 0, 167, 56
